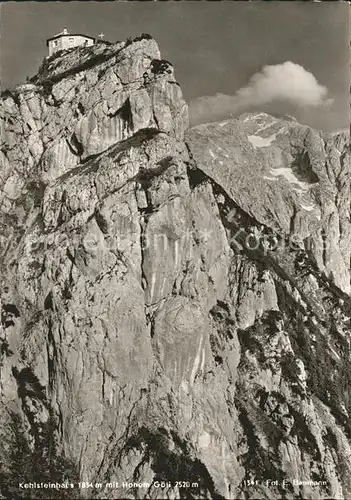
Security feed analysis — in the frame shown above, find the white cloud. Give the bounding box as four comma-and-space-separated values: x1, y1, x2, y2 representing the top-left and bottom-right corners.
189, 62, 333, 126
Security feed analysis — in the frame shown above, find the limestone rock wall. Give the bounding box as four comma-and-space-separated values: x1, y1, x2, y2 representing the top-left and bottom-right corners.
0, 37, 350, 500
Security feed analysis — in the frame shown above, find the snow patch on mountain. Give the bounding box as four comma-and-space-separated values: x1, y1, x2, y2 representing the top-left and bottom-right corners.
269, 167, 314, 191
248, 133, 278, 148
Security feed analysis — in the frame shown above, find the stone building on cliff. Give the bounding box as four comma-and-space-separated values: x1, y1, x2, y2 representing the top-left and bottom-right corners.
46, 28, 95, 56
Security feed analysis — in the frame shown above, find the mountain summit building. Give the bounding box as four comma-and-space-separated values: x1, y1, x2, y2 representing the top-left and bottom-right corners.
47, 28, 95, 56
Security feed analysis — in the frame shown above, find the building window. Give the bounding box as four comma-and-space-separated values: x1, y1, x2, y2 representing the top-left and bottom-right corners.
53, 40, 58, 47
69, 37, 74, 44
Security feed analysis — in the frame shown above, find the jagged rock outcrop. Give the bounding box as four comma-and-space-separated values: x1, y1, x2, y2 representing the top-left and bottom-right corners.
0, 36, 350, 500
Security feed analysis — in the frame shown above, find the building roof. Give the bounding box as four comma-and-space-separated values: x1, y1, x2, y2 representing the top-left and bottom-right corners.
46, 33, 96, 46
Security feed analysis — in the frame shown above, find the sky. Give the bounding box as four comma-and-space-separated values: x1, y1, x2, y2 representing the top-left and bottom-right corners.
0, 1, 349, 132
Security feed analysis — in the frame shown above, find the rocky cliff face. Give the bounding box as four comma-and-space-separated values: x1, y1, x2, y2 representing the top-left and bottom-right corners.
0, 37, 350, 500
